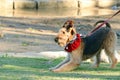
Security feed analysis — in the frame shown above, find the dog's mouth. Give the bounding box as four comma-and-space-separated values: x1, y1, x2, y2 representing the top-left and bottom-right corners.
58, 43, 65, 47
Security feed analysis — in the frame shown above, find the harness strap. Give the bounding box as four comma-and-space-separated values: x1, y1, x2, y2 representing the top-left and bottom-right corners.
90, 9, 120, 34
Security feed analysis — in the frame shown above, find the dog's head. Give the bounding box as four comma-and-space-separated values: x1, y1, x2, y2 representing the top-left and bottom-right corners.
54, 20, 76, 47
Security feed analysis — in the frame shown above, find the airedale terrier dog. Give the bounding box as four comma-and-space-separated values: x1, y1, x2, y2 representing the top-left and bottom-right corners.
50, 20, 117, 72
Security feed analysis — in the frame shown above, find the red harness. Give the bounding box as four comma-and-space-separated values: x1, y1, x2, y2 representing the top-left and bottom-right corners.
64, 34, 81, 52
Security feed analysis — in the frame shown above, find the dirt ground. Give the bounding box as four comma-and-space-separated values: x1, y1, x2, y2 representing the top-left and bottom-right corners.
0, 14, 120, 54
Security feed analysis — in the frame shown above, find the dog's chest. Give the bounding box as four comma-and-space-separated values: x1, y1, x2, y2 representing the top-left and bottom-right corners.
82, 27, 110, 59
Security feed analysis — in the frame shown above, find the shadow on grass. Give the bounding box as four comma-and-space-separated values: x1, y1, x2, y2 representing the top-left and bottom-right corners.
0, 57, 120, 80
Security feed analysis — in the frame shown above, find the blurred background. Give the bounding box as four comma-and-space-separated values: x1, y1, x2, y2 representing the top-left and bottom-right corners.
0, 0, 120, 17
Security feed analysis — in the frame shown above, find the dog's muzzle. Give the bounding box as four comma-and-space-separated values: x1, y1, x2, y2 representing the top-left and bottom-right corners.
54, 37, 61, 45
54, 37, 66, 46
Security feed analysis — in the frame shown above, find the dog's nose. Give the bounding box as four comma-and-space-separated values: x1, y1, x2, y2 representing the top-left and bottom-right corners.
54, 37, 58, 42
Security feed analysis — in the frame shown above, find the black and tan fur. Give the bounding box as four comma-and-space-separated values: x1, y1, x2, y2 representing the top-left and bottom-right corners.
50, 20, 117, 72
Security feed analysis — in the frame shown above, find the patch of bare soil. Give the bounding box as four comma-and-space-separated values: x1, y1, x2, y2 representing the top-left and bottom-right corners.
0, 15, 120, 54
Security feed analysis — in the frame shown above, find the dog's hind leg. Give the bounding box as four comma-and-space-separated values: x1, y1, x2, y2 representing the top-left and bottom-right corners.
104, 31, 117, 68
92, 49, 101, 68
104, 48, 117, 68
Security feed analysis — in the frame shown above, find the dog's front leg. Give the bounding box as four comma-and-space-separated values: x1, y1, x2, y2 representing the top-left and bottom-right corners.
49, 53, 70, 71
52, 60, 80, 72
52, 49, 83, 72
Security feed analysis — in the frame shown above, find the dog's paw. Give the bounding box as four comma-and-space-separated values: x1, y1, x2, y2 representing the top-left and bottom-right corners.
51, 69, 61, 72
49, 67, 59, 71
91, 64, 99, 68
49, 68, 63, 72
49, 67, 54, 71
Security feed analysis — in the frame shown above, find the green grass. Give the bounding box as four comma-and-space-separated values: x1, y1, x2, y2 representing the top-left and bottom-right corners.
0, 57, 120, 80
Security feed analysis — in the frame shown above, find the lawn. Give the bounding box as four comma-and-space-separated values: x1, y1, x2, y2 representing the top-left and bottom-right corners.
0, 57, 120, 80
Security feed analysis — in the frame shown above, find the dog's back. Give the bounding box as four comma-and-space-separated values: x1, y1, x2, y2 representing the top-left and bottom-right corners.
82, 21, 111, 60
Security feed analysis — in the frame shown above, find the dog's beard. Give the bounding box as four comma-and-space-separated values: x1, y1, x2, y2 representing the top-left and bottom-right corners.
57, 39, 68, 47
58, 41, 66, 47
59, 43, 65, 47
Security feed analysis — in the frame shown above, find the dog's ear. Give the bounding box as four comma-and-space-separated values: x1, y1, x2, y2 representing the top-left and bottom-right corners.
71, 29, 75, 35
71, 29, 76, 35
63, 20, 74, 30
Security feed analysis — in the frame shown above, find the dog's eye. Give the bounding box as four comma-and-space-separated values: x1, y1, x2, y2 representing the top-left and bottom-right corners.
63, 31, 65, 34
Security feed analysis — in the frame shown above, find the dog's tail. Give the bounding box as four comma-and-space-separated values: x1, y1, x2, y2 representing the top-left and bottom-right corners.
94, 20, 111, 28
